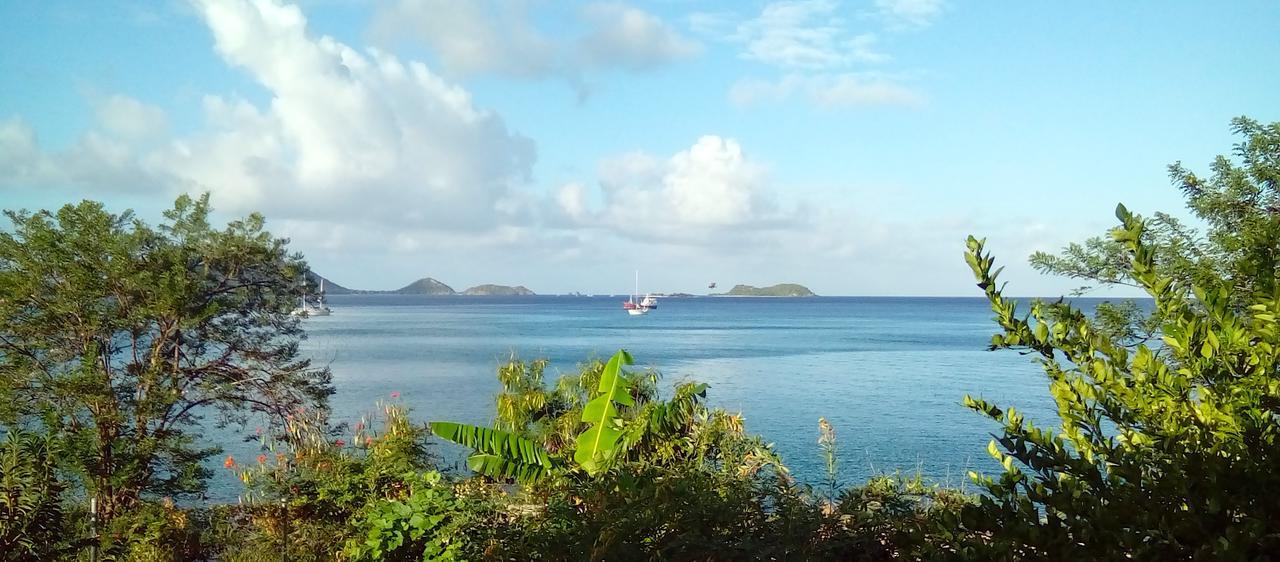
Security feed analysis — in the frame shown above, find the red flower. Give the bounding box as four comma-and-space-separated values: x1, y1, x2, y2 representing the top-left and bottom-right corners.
334, 439, 345, 447
257, 454, 267, 464
224, 456, 236, 469
365, 436, 374, 446
390, 391, 401, 399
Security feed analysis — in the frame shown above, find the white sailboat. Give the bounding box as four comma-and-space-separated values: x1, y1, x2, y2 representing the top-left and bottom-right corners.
292, 278, 332, 317
623, 270, 651, 315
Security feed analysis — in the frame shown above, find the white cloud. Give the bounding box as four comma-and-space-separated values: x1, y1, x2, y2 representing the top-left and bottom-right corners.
734, 0, 887, 70
730, 73, 923, 108
0, 0, 537, 234
875, 0, 946, 29
96, 95, 168, 140
368, 0, 561, 79
0, 115, 170, 192
0, 119, 46, 182
370, 0, 699, 94
178, 0, 536, 230
579, 3, 701, 70
558, 136, 797, 243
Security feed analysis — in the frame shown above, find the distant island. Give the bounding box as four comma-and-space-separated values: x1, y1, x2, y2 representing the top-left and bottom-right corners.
461, 284, 535, 296
308, 273, 535, 296
718, 283, 816, 297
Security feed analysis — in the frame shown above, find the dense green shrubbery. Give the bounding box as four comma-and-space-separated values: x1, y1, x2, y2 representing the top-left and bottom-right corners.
0, 430, 69, 559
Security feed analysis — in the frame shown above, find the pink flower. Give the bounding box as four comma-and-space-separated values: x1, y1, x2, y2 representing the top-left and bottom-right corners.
390, 391, 401, 399
365, 436, 374, 446
255, 426, 263, 435
334, 439, 345, 447
257, 454, 267, 464
355, 422, 364, 431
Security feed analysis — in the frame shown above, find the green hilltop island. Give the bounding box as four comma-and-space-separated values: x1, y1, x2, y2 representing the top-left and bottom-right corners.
461, 284, 535, 296
308, 273, 535, 296
717, 283, 816, 297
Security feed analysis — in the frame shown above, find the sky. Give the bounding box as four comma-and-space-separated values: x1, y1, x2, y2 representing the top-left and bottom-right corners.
1, 0, 1277, 296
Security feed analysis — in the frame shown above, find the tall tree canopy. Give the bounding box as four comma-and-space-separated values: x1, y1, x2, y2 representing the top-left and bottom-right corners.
0, 194, 332, 520
1030, 117, 1280, 342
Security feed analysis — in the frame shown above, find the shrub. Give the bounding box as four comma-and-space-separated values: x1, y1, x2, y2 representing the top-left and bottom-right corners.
0, 430, 69, 560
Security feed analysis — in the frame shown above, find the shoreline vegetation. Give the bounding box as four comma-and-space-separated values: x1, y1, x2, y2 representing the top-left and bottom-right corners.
2, 117, 1279, 561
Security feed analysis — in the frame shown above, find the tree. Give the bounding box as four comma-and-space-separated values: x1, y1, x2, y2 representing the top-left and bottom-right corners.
959, 205, 1280, 559
0, 194, 332, 522
1029, 117, 1280, 344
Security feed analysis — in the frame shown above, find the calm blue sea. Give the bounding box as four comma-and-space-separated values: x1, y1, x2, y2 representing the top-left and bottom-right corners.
206, 295, 1137, 502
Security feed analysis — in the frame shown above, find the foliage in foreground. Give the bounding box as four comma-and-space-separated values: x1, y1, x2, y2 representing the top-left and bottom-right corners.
960, 204, 1280, 559
0, 194, 332, 525
1030, 116, 1280, 345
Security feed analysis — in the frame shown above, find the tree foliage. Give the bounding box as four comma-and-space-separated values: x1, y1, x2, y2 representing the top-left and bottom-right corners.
961, 203, 1280, 559
0, 194, 332, 521
1029, 117, 1280, 344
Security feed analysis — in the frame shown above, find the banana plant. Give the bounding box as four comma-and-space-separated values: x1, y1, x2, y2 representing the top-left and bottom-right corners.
427, 422, 554, 485
431, 349, 636, 482
572, 349, 634, 474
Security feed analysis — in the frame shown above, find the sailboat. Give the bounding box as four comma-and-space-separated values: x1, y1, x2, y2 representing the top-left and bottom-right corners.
292, 278, 332, 317
623, 270, 650, 315
314, 279, 332, 316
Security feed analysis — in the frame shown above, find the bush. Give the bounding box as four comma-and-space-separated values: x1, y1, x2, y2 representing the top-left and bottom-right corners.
959, 206, 1280, 560
0, 430, 69, 560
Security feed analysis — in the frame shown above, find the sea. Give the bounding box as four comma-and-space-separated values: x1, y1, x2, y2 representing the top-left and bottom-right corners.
205, 295, 1133, 502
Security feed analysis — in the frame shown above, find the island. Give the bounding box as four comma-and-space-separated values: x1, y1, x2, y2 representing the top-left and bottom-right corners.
308, 273, 537, 296
719, 283, 816, 297
462, 284, 535, 296
391, 277, 457, 295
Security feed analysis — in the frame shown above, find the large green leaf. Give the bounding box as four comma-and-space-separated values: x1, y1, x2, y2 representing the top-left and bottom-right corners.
465, 453, 548, 485
573, 349, 633, 473
429, 421, 552, 483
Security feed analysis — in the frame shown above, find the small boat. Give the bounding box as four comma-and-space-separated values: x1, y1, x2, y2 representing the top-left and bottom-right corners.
640, 294, 658, 309
623, 271, 651, 315
708, 282, 716, 289
292, 279, 332, 317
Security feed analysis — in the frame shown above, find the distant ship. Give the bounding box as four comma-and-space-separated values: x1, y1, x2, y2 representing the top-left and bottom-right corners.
708, 282, 716, 289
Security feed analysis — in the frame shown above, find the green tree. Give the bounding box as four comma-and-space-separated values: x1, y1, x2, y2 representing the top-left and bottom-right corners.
0, 195, 332, 522
1029, 117, 1279, 344
960, 205, 1280, 559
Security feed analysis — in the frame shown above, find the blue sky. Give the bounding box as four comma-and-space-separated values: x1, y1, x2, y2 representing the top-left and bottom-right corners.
2, 0, 1277, 296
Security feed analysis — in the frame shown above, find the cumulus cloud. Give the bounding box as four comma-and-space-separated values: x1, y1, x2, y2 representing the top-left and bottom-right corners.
730, 73, 923, 108
1, 0, 539, 238
556, 136, 798, 243
370, 0, 699, 94
182, 0, 538, 229
875, 0, 946, 29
